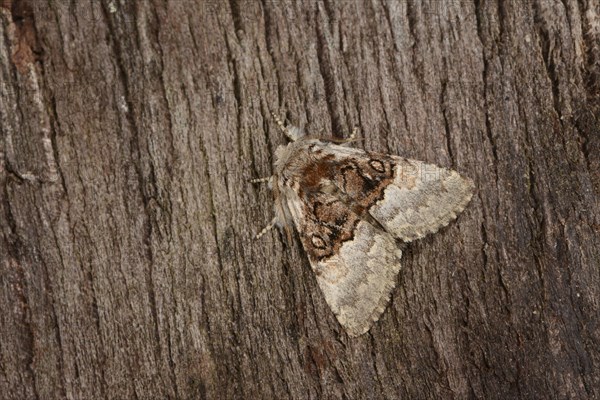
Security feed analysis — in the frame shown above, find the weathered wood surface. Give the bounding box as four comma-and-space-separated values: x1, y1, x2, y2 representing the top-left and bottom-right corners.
1, 0, 599, 398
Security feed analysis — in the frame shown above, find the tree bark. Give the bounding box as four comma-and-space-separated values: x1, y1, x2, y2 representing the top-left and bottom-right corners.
1, 0, 599, 399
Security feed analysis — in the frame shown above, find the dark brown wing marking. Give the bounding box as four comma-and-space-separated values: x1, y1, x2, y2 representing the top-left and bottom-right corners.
332, 154, 396, 210
295, 192, 361, 263
292, 151, 398, 262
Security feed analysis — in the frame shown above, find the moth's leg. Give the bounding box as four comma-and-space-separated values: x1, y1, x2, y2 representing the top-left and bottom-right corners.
340, 126, 360, 146
255, 217, 277, 239
270, 111, 302, 141
250, 176, 272, 184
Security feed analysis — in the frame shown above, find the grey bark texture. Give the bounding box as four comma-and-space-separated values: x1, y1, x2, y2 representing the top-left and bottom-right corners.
1, 0, 599, 399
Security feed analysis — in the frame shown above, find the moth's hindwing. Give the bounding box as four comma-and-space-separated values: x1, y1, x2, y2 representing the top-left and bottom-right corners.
284, 189, 402, 337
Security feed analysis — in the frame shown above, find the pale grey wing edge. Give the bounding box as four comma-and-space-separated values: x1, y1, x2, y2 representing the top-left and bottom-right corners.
316, 220, 402, 337
286, 194, 402, 337
369, 157, 474, 242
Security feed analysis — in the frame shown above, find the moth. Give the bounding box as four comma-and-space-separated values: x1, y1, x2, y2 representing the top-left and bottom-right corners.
253, 113, 474, 337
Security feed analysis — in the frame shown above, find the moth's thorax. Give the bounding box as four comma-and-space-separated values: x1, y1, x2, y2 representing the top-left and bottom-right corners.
274, 138, 329, 183
271, 138, 334, 229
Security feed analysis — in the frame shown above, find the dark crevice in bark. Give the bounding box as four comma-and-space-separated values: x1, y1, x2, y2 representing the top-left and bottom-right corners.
375, 83, 392, 154
405, 0, 423, 91
224, 22, 246, 183
260, 6, 289, 165
230, 60, 245, 162
47, 93, 68, 192
381, 0, 399, 54
369, 338, 388, 398
573, 105, 600, 194
532, 2, 563, 121
474, 0, 500, 186
227, 0, 243, 42
321, 0, 337, 42
8, 0, 43, 70
259, 0, 275, 58
478, 219, 490, 272
440, 82, 455, 167
573, 2, 600, 194
496, 0, 508, 43
70, 214, 107, 398
315, 5, 341, 138
379, 0, 410, 149
279, 250, 302, 339
0, 183, 39, 400
579, 0, 600, 109
495, 263, 511, 314
259, 1, 283, 115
